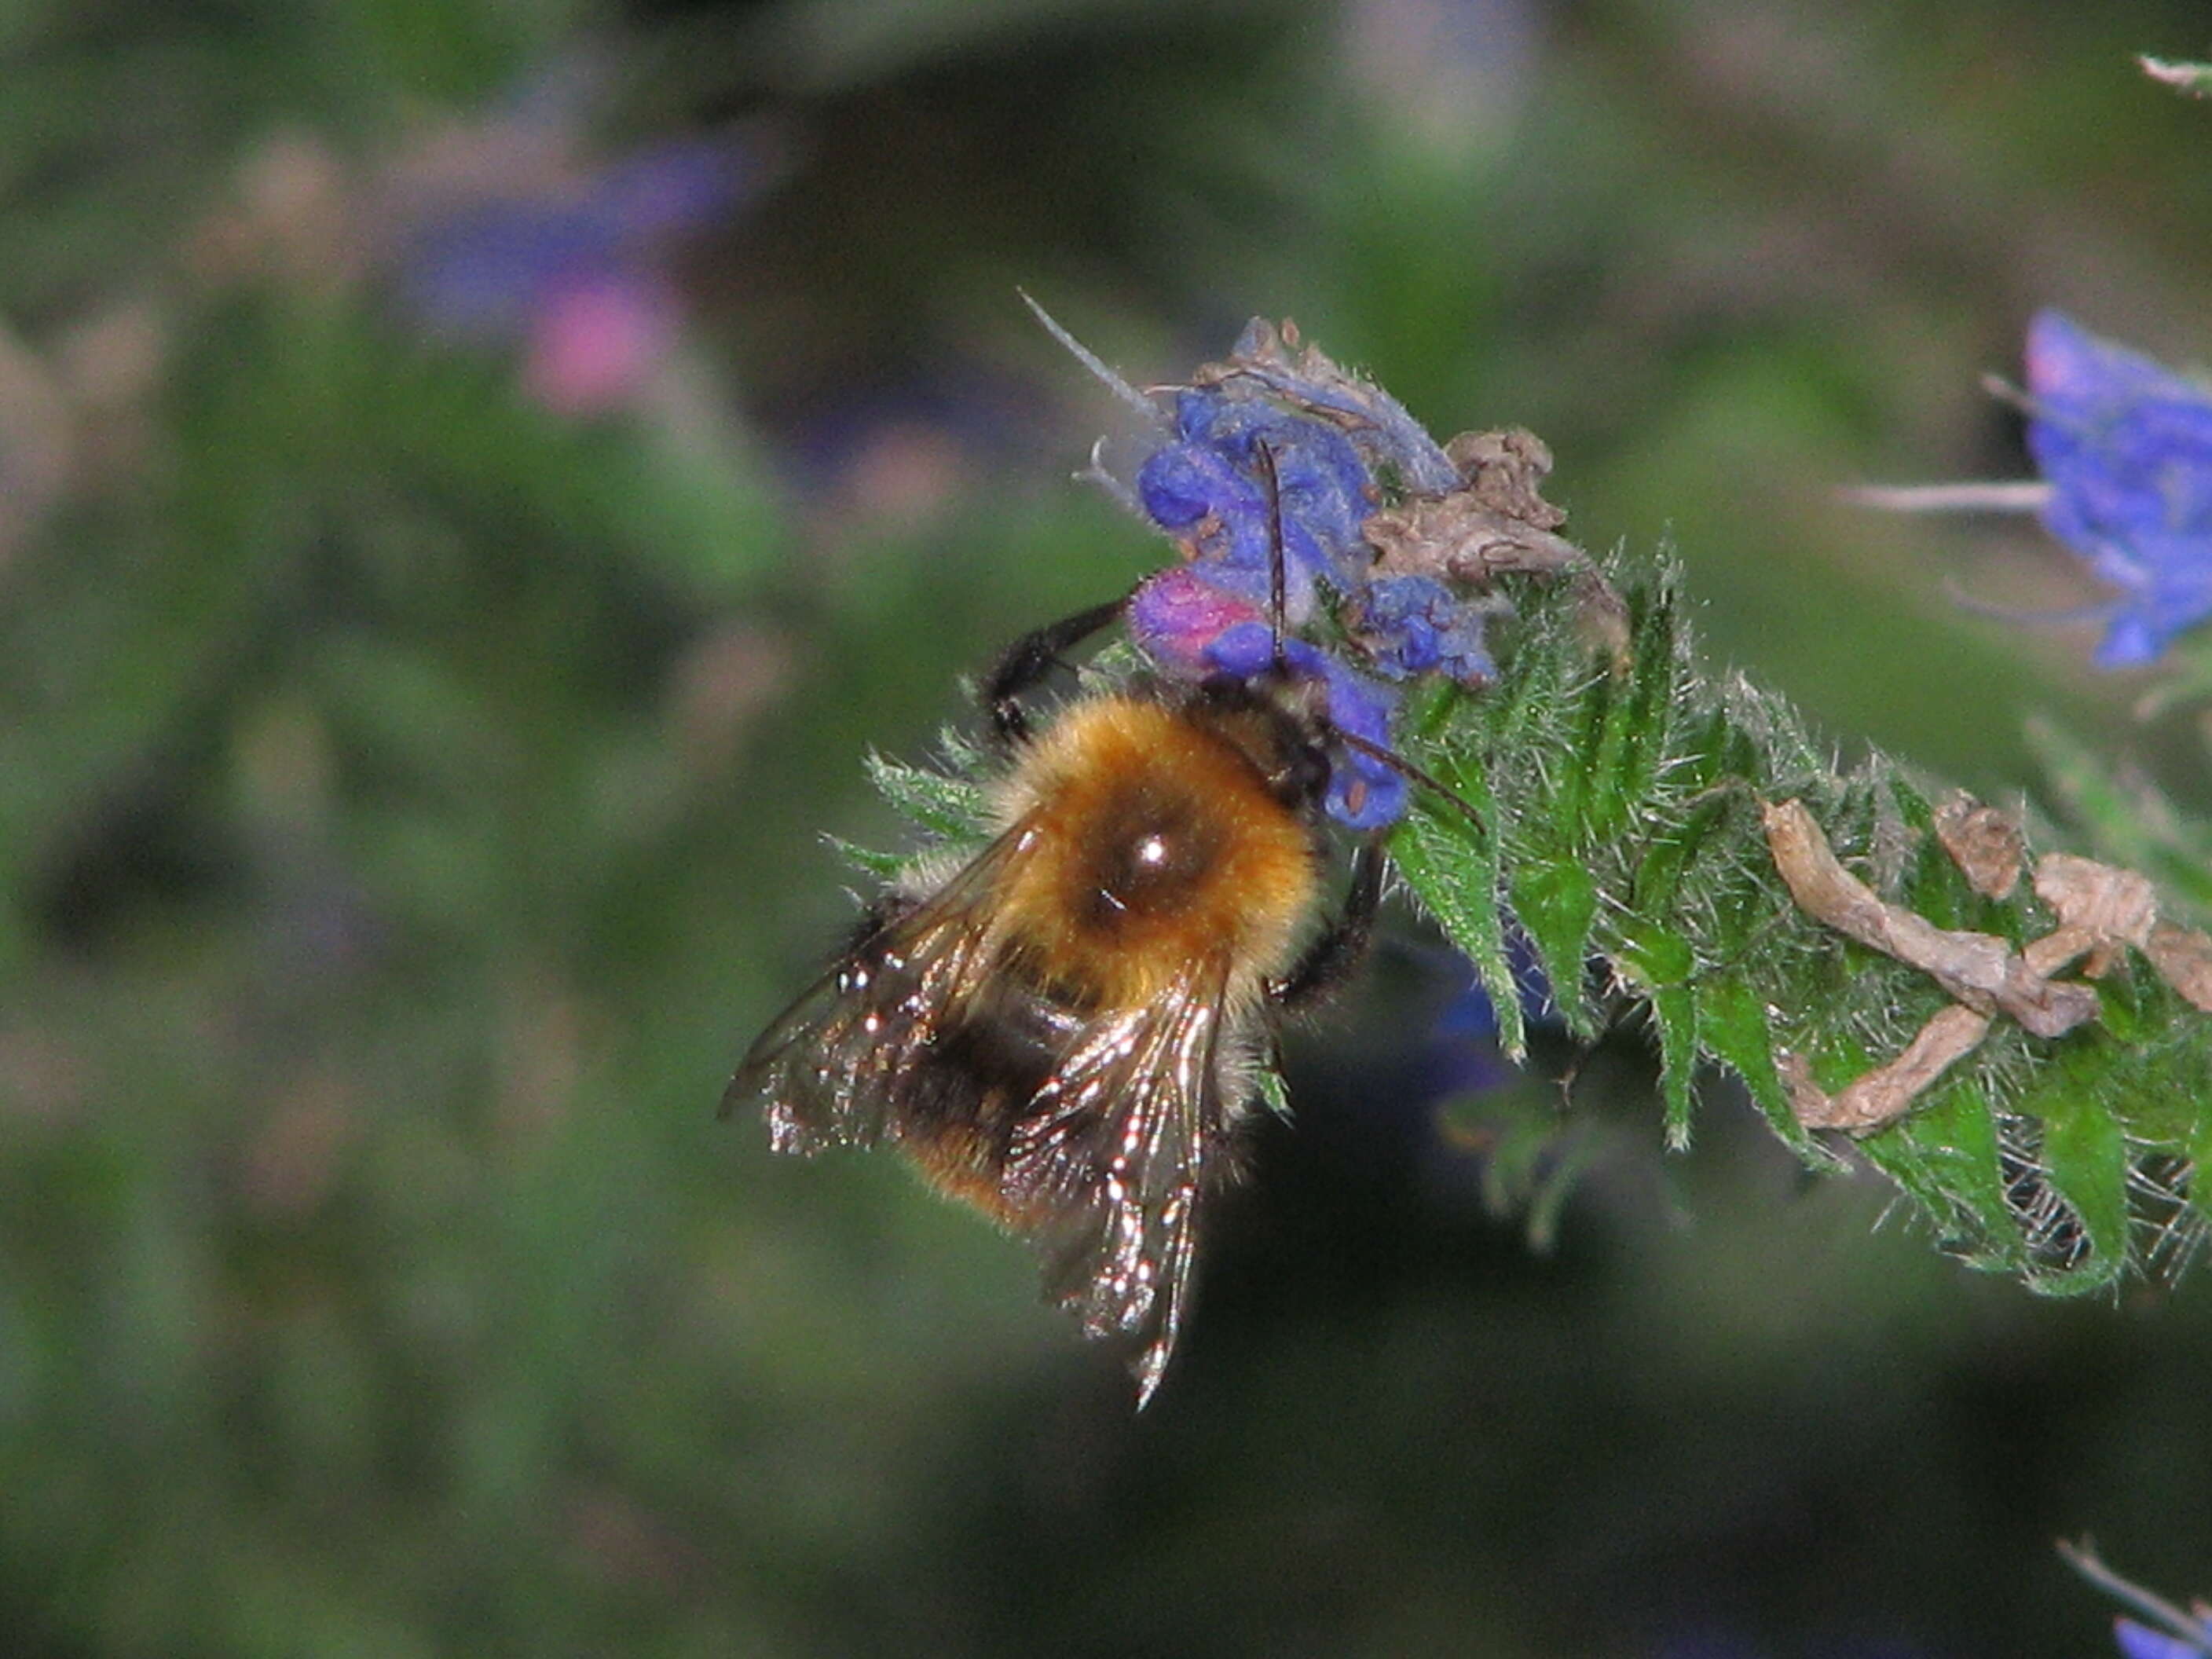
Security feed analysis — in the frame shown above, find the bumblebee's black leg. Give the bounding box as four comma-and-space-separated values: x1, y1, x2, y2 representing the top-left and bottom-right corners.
981, 594, 1131, 747
1270, 840, 1386, 1010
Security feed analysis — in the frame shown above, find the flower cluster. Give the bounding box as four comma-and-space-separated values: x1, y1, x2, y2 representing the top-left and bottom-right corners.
1046, 309, 1587, 829
2021, 310, 2212, 667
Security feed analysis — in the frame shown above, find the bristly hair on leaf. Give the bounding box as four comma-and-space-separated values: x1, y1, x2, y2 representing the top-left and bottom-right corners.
1386, 540, 2211, 1291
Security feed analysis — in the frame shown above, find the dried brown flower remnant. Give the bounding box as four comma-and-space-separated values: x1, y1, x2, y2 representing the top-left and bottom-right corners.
1779, 1005, 1994, 1133
2020, 851, 2212, 1010
2029, 853, 2156, 979
1932, 793, 2023, 900
2144, 921, 2212, 1012
1363, 425, 1630, 665
1365, 427, 1580, 587
1443, 428, 1569, 529
1760, 799, 2099, 1040
1763, 794, 2212, 1134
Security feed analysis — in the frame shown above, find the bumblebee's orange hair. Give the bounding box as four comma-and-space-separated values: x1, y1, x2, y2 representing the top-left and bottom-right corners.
983, 693, 1322, 1012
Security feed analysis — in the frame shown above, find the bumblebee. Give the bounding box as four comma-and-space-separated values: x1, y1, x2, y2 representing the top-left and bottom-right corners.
723, 603, 1388, 1404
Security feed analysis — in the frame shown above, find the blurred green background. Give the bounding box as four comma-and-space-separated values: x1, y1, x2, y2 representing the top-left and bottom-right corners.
4, 2, 2210, 1654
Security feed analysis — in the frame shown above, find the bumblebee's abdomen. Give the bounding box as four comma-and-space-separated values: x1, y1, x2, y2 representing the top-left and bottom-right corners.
993, 694, 1321, 1007
892, 994, 1073, 1223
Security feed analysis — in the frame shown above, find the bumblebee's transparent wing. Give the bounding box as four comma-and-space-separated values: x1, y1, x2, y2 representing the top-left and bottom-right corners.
720, 828, 1031, 1154
1005, 956, 1240, 1405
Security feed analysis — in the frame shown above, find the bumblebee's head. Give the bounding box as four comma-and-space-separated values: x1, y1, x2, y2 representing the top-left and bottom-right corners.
1181, 672, 1337, 815
1125, 577, 1412, 830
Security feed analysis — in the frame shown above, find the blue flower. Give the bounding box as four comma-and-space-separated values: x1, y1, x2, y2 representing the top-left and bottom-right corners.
1058, 313, 1542, 826
2114, 1617, 2212, 1659
1134, 387, 1378, 609
1031, 302, 1593, 827
1129, 324, 1464, 625
1345, 573, 1500, 682
2025, 309, 2212, 665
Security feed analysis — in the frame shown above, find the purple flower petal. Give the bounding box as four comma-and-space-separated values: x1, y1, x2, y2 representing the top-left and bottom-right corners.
1126, 567, 1408, 830
2024, 309, 2212, 664
1214, 317, 1462, 495
1127, 567, 1269, 674
1188, 625, 1406, 828
1346, 573, 1499, 682
2113, 1616, 2211, 1659
1103, 320, 1536, 823
1133, 390, 1372, 607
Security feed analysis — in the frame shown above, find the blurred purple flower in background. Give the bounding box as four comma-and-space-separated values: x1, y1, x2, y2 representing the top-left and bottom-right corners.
2115, 1618, 2212, 1659
1851, 310, 2212, 668
1420, 954, 1523, 1099
385, 75, 759, 416
180, 66, 761, 420
2023, 309, 2212, 667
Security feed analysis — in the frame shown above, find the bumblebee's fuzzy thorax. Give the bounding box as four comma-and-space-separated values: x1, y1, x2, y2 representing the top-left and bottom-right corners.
986, 692, 1324, 1009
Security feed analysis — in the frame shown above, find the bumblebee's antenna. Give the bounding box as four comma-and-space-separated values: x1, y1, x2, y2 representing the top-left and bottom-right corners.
1335, 727, 1487, 837
1249, 438, 1485, 836
1254, 439, 1290, 679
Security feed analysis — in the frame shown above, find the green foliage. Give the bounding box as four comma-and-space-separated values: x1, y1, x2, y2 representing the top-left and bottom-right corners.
1395, 555, 2210, 1294
7, 1, 2212, 1654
